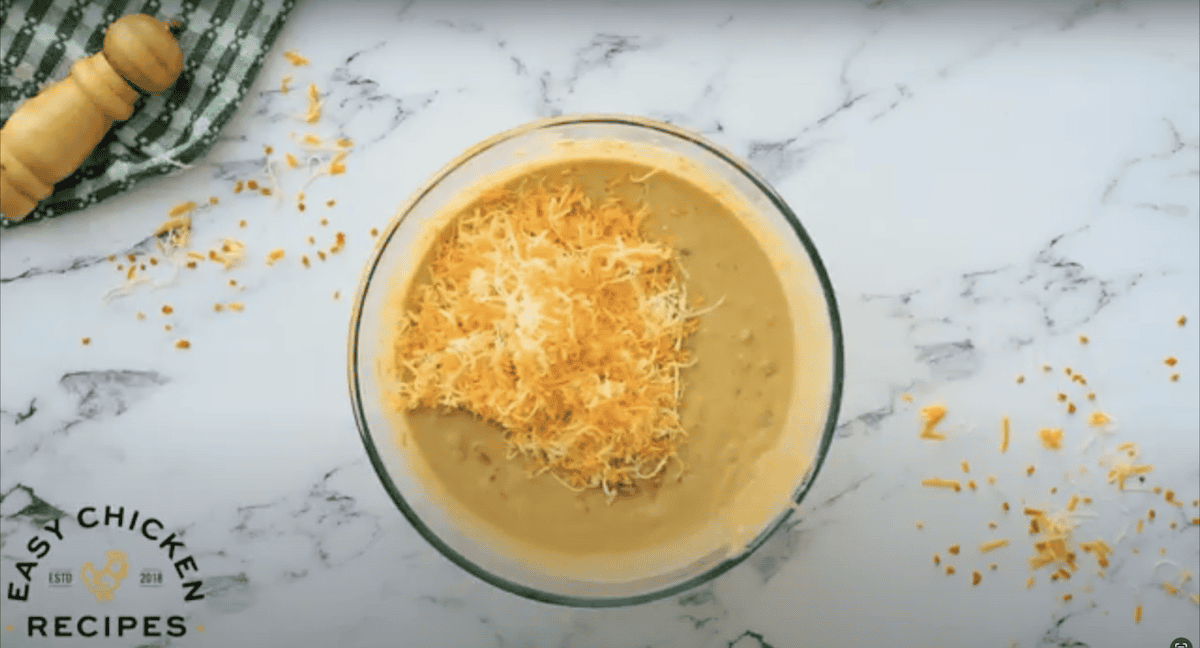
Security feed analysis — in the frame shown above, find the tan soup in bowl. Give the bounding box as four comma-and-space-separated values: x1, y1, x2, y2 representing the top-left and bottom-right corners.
379, 144, 830, 580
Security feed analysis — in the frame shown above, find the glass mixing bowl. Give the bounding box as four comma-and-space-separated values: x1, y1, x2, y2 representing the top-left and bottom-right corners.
348, 114, 844, 607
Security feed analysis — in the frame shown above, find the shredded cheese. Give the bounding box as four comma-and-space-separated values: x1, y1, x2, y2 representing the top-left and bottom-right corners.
979, 539, 1009, 553
280, 75, 292, 94
1025, 505, 1083, 575
1038, 427, 1064, 450
208, 239, 246, 270
1001, 416, 1010, 452
1106, 461, 1153, 490
303, 84, 321, 124
921, 478, 962, 492
920, 405, 947, 440
1078, 539, 1112, 568
283, 50, 309, 66
168, 200, 197, 217
388, 177, 712, 499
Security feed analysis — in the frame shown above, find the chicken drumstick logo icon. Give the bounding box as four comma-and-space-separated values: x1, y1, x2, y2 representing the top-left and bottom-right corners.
80, 550, 129, 602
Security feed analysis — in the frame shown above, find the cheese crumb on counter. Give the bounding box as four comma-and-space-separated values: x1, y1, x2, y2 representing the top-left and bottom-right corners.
265, 249, 286, 266
283, 50, 309, 66
303, 84, 322, 124
922, 478, 962, 492
979, 539, 1009, 553
175, 339, 191, 350
920, 405, 947, 440
1038, 428, 1064, 450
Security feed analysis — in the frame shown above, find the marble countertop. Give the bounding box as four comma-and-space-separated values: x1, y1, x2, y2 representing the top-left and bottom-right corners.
2, 1, 1198, 646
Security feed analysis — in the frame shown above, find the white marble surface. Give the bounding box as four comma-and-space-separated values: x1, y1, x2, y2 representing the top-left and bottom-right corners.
2, 1, 1199, 646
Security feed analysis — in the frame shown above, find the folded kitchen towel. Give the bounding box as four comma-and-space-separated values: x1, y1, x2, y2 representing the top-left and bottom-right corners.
0, 0, 296, 228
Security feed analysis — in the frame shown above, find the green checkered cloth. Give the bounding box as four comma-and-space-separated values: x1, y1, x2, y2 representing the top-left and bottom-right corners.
0, 0, 296, 227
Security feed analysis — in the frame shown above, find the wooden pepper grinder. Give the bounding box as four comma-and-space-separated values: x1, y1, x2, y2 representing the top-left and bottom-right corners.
0, 14, 183, 221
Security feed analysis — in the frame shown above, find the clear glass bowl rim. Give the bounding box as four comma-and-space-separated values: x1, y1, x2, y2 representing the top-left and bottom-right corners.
347, 113, 846, 608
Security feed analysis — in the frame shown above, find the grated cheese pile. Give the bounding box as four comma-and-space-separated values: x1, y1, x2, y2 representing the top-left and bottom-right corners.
389, 177, 707, 499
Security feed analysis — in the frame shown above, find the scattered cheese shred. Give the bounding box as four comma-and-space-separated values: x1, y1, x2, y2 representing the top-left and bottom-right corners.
280, 75, 292, 94
207, 239, 246, 270
387, 177, 711, 499
283, 50, 309, 66
1078, 539, 1112, 568
1134, 605, 1141, 624
286, 153, 299, 168
1178, 315, 1187, 327
329, 151, 347, 175
961, 460, 970, 474
972, 571, 982, 586
1001, 416, 1010, 453
1067, 494, 1079, 512
168, 200, 197, 217
1106, 461, 1153, 490
979, 539, 1009, 553
1026, 506, 1083, 575
304, 84, 321, 124
1038, 428, 1064, 450
921, 478, 962, 492
1026, 576, 1035, 589
1165, 356, 1177, 366
920, 405, 947, 440
266, 248, 286, 266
